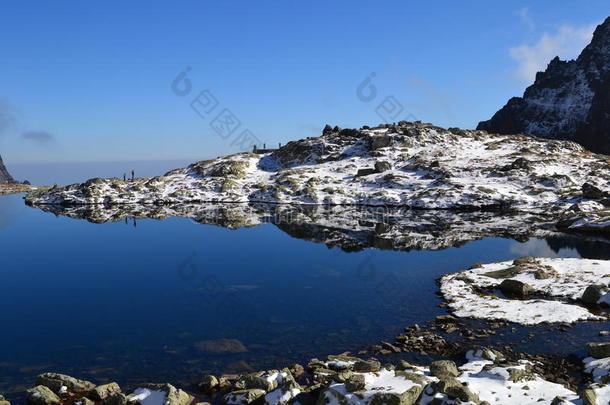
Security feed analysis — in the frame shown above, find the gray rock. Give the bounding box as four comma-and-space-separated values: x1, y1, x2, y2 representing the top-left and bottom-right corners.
223, 389, 265, 405
136, 384, 192, 405
429, 360, 459, 378
582, 285, 607, 306
353, 359, 381, 373
198, 375, 219, 392
374, 161, 392, 173
36, 373, 96, 395
27, 386, 61, 405
499, 279, 534, 298
89, 383, 121, 401
235, 373, 278, 392
587, 342, 610, 359
345, 374, 365, 392
580, 386, 597, 405
103, 393, 127, 405
369, 135, 392, 150
433, 378, 479, 403
582, 183, 605, 199
356, 168, 376, 177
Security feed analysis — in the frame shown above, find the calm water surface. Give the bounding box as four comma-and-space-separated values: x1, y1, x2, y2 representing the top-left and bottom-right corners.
0, 193, 607, 393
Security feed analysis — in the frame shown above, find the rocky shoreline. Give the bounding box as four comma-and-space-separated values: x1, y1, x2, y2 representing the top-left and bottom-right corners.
4, 257, 610, 405
4, 335, 610, 405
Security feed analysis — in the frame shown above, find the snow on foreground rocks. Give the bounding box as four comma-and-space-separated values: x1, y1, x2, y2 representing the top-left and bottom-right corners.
440, 257, 610, 325
24, 122, 610, 233
13, 347, 610, 405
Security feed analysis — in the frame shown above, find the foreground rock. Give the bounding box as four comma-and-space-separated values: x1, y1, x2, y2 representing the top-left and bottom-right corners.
24, 122, 610, 236
10, 344, 610, 405
440, 257, 610, 325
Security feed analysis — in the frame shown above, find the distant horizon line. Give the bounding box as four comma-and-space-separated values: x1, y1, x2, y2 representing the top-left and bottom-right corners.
7, 156, 216, 166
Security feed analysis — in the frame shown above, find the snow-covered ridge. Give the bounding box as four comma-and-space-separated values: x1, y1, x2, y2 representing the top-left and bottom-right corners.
25, 123, 610, 231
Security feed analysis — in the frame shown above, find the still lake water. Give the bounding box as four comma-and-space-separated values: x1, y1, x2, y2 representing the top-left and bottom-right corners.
0, 192, 608, 393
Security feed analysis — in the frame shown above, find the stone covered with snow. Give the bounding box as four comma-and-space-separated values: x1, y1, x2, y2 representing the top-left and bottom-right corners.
440, 257, 610, 325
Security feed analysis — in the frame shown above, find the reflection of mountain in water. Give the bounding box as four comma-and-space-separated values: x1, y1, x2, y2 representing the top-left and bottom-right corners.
27, 202, 585, 252
545, 234, 610, 260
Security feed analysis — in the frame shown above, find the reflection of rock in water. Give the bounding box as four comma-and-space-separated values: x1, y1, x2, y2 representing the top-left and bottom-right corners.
27, 202, 568, 252
545, 234, 610, 260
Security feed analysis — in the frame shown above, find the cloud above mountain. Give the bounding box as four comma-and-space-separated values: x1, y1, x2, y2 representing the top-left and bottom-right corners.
509, 23, 596, 84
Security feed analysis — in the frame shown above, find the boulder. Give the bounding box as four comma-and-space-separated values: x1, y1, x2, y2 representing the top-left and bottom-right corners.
35, 373, 95, 395
102, 393, 127, 405
499, 279, 534, 298
374, 161, 392, 173
580, 386, 598, 405
369, 135, 392, 150
89, 383, 121, 401
587, 342, 610, 359
582, 285, 607, 306
198, 375, 219, 393
353, 359, 381, 373
223, 389, 265, 405
582, 183, 605, 199
429, 361, 459, 378
132, 384, 192, 405
356, 168, 376, 177
322, 125, 333, 136
27, 386, 61, 405
235, 373, 278, 392
432, 378, 479, 403
345, 375, 365, 392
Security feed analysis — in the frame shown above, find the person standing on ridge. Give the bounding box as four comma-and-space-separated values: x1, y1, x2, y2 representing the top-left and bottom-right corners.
131, 170, 135, 181
123, 173, 126, 181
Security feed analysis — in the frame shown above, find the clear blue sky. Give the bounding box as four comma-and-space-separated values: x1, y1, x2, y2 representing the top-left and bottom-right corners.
0, 1, 608, 164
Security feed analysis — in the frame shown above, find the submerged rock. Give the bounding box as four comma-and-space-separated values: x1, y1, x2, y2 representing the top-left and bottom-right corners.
587, 342, 610, 359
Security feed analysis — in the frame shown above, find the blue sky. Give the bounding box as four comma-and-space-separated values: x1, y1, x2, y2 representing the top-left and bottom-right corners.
0, 1, 608, 164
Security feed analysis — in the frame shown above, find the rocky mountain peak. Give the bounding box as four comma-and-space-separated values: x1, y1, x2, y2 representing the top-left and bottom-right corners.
0, 153, 15, 184
478, 16, 610, 155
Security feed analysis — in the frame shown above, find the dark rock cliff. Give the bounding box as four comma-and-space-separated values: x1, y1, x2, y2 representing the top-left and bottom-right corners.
478, 17, 610, 154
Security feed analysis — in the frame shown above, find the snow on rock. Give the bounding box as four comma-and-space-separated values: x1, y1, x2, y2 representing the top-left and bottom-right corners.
440, 257, 610, 325
24, 122, 610, 236
320, 350, 581, 405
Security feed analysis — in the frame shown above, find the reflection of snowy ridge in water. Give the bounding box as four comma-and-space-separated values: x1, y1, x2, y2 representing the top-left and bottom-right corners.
29, 202, 570, 251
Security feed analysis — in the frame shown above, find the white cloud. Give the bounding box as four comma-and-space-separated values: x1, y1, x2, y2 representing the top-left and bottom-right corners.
509, 24, 596, 84
516, 7, 535, 31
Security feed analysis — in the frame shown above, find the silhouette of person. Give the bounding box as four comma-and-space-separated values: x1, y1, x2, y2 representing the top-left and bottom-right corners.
131, 170, 135, 181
